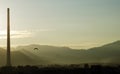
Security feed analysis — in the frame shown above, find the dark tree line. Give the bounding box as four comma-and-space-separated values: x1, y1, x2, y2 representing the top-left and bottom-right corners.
0, 64, 120, 74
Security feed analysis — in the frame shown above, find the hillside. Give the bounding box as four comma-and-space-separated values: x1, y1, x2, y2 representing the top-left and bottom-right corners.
0, 41, 120, 66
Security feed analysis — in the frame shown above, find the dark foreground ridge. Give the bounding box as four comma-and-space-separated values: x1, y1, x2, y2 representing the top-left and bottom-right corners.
0, 64, 120, 74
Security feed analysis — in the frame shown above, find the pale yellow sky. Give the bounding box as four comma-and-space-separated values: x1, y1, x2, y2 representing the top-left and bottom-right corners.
0, 0, 120, 49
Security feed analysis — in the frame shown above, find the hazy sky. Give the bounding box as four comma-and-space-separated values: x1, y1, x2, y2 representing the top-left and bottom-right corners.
0, 0, 120, 49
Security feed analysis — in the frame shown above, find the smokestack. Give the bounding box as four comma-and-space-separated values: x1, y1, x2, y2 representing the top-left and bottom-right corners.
6, 8, 11, 66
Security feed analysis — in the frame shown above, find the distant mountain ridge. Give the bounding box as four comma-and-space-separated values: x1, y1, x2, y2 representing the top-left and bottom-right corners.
0, 41, 120, 66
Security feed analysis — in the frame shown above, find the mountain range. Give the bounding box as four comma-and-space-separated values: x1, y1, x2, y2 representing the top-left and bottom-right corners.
0, 41, 120, 66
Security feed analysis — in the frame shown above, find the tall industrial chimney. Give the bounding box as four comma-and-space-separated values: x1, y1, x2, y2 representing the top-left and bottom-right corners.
6, 8, 11, 66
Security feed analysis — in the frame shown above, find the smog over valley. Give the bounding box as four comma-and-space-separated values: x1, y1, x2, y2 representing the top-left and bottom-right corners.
0, 0, 120, 74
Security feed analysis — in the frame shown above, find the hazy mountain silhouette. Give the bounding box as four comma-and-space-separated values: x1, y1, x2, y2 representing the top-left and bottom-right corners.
0, 41, 120, 66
